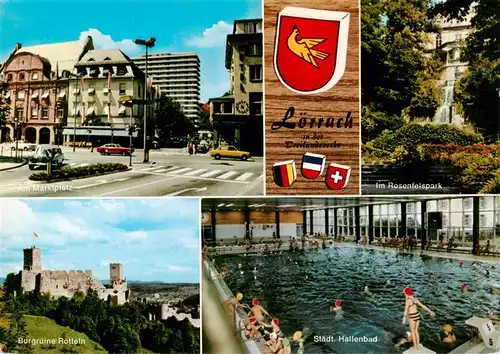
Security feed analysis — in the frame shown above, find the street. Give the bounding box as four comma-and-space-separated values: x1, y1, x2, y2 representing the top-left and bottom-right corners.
0, 147, 264, 197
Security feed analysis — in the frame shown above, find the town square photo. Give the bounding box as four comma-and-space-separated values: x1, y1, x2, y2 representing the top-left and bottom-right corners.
0, 0, 264, 197
0, 198, 200, 353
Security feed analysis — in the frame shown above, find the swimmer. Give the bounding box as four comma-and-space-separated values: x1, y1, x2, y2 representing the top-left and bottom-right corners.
263, 318, 284, 338
489, 285, 500, 295
487, 310, 500, 324
461, 283, 473, 296
393, 331, 412, 348
266, 331, 285, 354
223, 292, 243, 323
238, 263, 242, 269
292, 331, 304, 354
221, 265, 228, 280
386, 280, 391, 286
429, 272, 441, 278
402, 287, 436, 351
248, 298, 271, 322
363, 286, 372, 296
253, 266, 258, 273
330, 299, 342, 312
244, 317, 261, 339
459, 261, 464, 267
442, 324, 456, 344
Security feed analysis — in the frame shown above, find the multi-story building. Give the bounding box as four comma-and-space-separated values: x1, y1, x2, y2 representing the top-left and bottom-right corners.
133, 53, 200, 126
64, 49, 149, 145
428, 10, 474, 125
0, 37, 94, 144
209, 19, 263, 156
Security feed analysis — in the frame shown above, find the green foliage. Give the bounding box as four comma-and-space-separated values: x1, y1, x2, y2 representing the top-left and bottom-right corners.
361, 105, 405, 142
153, 94, 196, 145
0, 312, 31, 354
368, 123, 483, 153
4, 289, 200, 354
0, 82, 10, 126
480, 172, 500, 194
361, 0, 442, 118
29, 163, 128, 181
454, 58, 500, 136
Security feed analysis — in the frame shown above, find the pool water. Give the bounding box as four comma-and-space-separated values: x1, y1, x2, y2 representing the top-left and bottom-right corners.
215, 246, 500, 354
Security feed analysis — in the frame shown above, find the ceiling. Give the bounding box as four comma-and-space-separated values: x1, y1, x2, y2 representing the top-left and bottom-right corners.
201, 197, 442, 212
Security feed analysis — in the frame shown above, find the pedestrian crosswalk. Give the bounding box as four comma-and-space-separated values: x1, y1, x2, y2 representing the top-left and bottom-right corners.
132, 165, 262, 183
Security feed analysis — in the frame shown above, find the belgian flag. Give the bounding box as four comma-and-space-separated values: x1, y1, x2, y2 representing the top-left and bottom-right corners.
273, 160, 296, 187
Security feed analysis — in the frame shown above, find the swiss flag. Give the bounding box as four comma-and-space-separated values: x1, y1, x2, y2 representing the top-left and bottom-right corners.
325, 163, 351, 190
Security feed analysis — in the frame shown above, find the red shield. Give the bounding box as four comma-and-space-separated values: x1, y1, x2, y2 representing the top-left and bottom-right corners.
274, 7, 350, 94
325, 163, 351, 190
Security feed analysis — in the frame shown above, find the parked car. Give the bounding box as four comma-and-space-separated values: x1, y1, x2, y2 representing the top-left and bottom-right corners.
9, 140, 36, 151
28, 145, 65, 170
210, 145, 250, 161
96, 144, 134, 156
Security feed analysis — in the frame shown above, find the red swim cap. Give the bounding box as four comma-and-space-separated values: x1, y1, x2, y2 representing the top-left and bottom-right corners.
460, 261, 464, 266
249, 317, 256, 323
252, 298, 259, 306
272, 318, 279, 325
404, 287, 413, 296
335, 300, 342, 307
461, 283, 467, 290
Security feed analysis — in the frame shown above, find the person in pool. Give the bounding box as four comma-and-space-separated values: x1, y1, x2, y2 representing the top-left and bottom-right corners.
224, 292, 243, 324
402, 287, 436, 351
248, 298, 270, 322
393, 331, 412, 348
330, 299, 342, 312
266, 332, 285, 354
263, 318, 284, 338
442, 324, 456, 344
291, 331, 304, 354
221, 265, 228, 280
245, 317, 261, 339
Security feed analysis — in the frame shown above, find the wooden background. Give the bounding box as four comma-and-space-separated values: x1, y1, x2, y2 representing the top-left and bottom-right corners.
265, 0, 360, 195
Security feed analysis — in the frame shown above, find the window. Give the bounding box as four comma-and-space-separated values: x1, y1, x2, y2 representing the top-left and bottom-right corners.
57, 108, 64, 118
19, 73, 25, 81
119, 83, 127, 95
249, 92, 262, 116
243, 22, 261, 33
250, 65, 262, 82
17, 91, 25, 99
463, 198, 472, 209
7, 74, 13, 82
42, 107, 48, 118
247, 43, 262, 56
436, 34, 442, 47
439, 199, 449, 210
463, 214, 471, 227
31, 107, 37, 118
16, 108, 24, 120
228, 146, 237, 151
31, 72, 39, 80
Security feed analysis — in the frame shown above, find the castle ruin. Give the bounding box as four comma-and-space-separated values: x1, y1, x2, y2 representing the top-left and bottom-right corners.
15, 247, 130, 305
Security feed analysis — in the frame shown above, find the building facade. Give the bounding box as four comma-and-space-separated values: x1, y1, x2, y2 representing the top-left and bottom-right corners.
0, 37, 94, 144
16, 247, 130, 305
64, 49, 148, 145
209, 19, 263, 156
133, 53, 200, 126
428, 10, 474, 125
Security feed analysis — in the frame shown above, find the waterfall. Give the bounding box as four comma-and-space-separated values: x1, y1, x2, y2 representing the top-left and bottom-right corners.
435, 81, 455, 124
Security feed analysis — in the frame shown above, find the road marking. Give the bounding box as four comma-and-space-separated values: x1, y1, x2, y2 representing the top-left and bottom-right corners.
199, 170, 221, 178
152, 168, 169, 173
143, 166, 166, 172
172, 167, 192, 174
72, 179, 109, 190
217, 171, 238, 180
184, 169, 207, 176
129, 170, 252, 184
166, 187, 208, 196
96, 176, 178, 196
235, 172, 253, 181
161, 166, 185, 173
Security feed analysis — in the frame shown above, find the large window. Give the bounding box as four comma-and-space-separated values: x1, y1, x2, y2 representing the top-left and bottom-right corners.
374, 203, 401, 238
312, 210, 325, 234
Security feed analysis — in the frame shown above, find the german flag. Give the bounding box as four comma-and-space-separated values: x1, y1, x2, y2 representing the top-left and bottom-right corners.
273, 160, 296, 187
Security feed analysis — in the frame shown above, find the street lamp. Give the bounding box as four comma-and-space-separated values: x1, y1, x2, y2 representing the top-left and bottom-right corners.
14, 117, 18, 160
135, 37, 156, 163
67, 72, 83, 152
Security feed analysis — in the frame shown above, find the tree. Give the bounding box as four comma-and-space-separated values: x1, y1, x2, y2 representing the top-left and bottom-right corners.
153, 94, 196, 145
198, 107, 211, 130
361, 0, 443, 119
433, 0, 500, 136
0, 82, 10, 127
0, 312, 31, 353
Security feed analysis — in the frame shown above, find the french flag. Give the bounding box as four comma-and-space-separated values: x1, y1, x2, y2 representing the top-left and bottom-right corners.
301, 152, 326, 179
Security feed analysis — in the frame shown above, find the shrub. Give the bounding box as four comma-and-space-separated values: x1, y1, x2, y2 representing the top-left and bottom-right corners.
361, 106, 405, 143
480, 172, 500, 194
417, 143, 500, 161
370, 123, 483, 152
29, 163, 128, 181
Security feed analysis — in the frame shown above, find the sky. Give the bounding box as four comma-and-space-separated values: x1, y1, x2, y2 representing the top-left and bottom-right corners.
0, 198, 200, 283
0, 0, 262, 101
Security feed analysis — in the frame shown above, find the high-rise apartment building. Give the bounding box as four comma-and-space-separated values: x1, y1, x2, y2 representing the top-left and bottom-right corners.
133, 53, 200, 126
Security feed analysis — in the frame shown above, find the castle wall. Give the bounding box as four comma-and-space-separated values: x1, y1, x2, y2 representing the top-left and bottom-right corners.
39, 270, 93, 298
20, 270, 38, 292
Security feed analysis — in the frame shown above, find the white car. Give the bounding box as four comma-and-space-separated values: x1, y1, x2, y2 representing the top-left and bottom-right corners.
9, 140, 37, 151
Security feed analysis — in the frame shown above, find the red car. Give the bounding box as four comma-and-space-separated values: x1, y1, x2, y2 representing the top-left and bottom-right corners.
96, 144, 134, 156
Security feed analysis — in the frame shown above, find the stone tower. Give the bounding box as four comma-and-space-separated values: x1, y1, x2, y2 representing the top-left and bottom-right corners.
110, 263, 123, 283
23, 247, 41, 272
